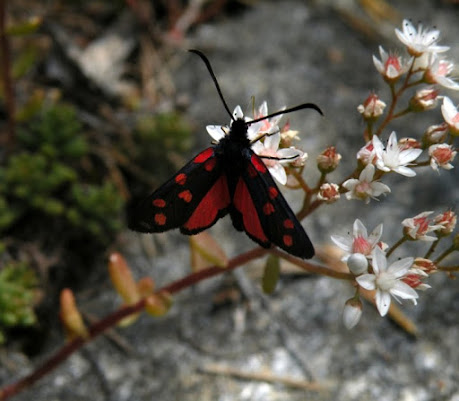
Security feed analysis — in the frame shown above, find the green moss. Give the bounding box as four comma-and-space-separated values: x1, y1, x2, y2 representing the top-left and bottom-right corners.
0, 262, 38, 344
132, 112, 192, 179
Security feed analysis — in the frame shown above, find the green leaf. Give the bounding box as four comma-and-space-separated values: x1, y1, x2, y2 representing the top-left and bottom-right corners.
262, 255, 280, 294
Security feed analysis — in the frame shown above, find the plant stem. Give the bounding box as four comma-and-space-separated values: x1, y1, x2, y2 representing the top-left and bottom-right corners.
0, 247, 268, 400
386, 236, 408, 258
270, 248, 353, 280
434, 244, 455, 265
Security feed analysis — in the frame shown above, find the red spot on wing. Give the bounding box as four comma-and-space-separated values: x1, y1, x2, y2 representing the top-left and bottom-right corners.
233, 178, 268, 243
194, 148, 214, 164
283, 234, 293, 247
153, 199, 166, 208
283, 219, 294, 229
178, 190, 192, 203
183, 175, 230, 231
175, 173, 187, 185
204, 157, 216, 172
268, 187, 279, 199
247, 164, 257, 178
155, 213, 167, 226
263, 202, 275, 215
251, 154, 267, 173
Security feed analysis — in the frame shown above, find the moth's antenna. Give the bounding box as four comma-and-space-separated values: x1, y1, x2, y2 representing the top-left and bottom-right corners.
248, 103, 323, 125
189, 49, 234, 121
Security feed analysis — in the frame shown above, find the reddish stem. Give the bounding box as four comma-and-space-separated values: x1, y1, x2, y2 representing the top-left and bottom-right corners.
0, 247, 268, 400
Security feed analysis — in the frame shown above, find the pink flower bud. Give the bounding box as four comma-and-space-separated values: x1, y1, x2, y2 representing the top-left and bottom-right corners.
422, 123, 449, 147
399, 137, 421, 151
357, 93, 386, 120
410, 88, 439, 111
429, 144, 457, 171
317, 183, 340, 203
413, 258, 437, 274
317, 146, 342, 173
433, 210, 457, 235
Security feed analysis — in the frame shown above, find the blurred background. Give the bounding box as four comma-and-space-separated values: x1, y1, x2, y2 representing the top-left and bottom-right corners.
0, 0, 458, 400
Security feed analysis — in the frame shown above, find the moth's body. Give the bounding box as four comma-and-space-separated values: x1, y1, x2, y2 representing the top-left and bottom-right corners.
216, 119, 251, 191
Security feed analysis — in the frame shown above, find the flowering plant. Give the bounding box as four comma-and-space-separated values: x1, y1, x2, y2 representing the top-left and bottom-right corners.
331, 19, 458, 328
2, 18, 458, 400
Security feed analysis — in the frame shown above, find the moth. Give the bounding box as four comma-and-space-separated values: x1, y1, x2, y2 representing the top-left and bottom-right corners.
128, 50, 322, 259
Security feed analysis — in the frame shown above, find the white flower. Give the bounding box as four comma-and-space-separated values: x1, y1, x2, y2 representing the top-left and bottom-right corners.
357, 93, 386, 119
424, 54, 459, 90
373, 46, 412, 81
429, 143, 456, 171
410, 88, 439, 111
331, 219, 383, 262
251, 132, 305, 185
395, 19, 450, 57
254, 101, 284, 136
356, 247, 419, 317
374, 132, 422, 177
441, 97, 459, 135
356, 138, 384, 165
401, 211, 443, 242
342, 164, 391, 204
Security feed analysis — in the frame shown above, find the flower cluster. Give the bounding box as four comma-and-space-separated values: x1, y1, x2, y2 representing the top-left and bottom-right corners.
205, 19, 459, 331
334, 212, 456, 329
338, 20, 459, 207
207, 102, 307, 185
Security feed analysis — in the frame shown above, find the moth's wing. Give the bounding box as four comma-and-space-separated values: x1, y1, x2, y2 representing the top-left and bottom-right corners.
230, 151, 314, 259
128, 147, 230, 234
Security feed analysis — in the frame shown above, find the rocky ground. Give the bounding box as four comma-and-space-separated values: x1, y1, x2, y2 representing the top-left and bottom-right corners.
1, 1, 459, 400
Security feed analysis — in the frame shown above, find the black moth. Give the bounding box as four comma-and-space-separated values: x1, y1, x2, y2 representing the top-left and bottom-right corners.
128, 50, 322, 259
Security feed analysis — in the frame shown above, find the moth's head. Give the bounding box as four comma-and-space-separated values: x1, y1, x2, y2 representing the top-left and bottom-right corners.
230, 118, 248, 135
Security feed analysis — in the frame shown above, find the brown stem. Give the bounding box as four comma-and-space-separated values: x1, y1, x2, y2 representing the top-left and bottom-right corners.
434, 244, 455, 265
0, 247, 268, 400
438, 265, 459, 272
270, 248, 353, 280
0, 301, 146, 400
160, 246, 268, 294
0, 0, 15, 148
386, 235, 408, 258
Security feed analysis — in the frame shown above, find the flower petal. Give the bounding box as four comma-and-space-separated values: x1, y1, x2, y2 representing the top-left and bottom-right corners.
360, 164, 375, 182
372, 246, 387, 274
392, 166, 417, 177
353, 219, 368, 239
368, 224, 383, 246
264, 132, 281, 150
206, 125, 225, 142
399, 148, 423, 164
390, 281, 419, 302
233, 105, 243, 120
356, 274, 376, 290
370, 182, 391, 196
375, 290, 391, 316
387, 257, 413, 278
268, 163, 287, 185
330, 235, 353, 252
